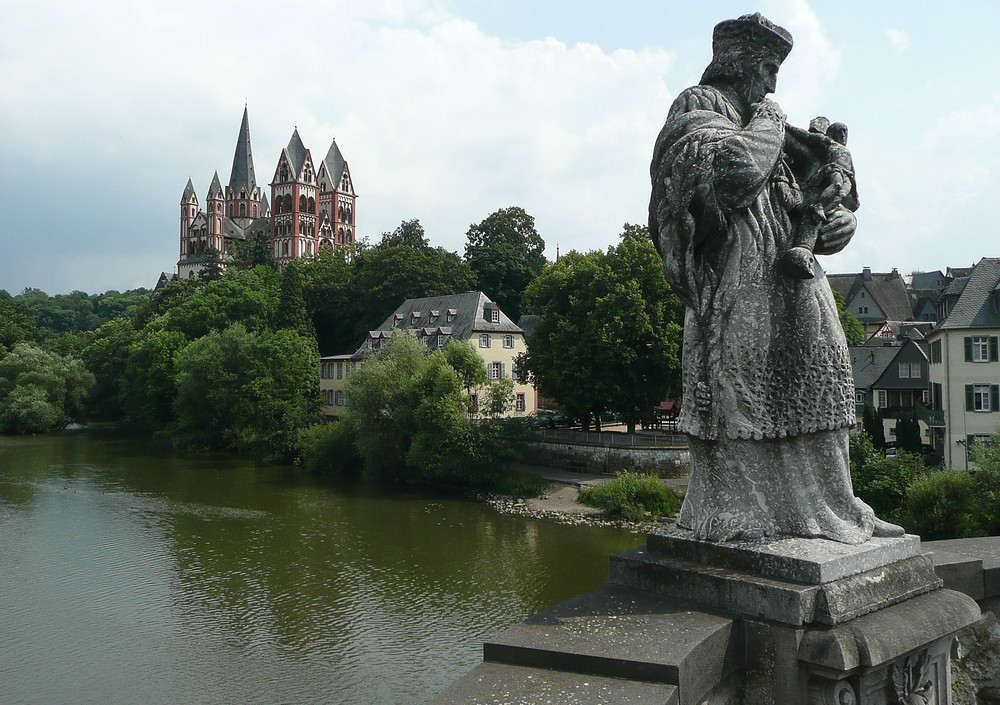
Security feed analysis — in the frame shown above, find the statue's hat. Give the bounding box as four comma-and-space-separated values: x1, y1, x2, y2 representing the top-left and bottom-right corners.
713, 13, 793, 62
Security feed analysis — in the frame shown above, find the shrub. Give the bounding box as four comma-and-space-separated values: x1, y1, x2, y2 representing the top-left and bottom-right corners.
850, 432, 923, 523
578, 472, 683, 521
296, 422, 362, 476
901, 470, 981, 540
482, 470, 549, 498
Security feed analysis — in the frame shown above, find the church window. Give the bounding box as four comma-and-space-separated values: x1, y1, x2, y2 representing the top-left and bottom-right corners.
253, 205, 257, 217
239, 203, 246, 217
283, 241, 289, 256
299, 195, 307, 212
308, 197, 315, 214
283, 194, 292, 213
228, 204, 233, 217
338, 206, 345, 221
346, 228, 352, 241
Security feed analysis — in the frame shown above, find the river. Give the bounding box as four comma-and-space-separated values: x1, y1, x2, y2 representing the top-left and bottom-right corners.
0, 427, 641, 705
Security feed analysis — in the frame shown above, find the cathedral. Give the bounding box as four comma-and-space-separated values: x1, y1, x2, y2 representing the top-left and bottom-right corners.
170, 108, 357, 281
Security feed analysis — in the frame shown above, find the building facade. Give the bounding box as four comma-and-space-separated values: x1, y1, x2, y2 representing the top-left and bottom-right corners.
172, 109, 356, 280
926, 258, 1000, 469
319, 292, 537, 420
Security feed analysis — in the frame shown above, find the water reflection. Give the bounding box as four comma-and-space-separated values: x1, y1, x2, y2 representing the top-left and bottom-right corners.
0, 428, 641, 705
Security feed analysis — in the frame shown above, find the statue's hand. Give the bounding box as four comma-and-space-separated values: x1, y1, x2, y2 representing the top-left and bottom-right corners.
814, 208, 856, 255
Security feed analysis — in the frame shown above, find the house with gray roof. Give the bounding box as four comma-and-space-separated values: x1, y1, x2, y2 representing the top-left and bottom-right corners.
319, 292, 537, 420
826, 267, 915, 335
926, 257, 1000, 468
849, 339, 930, 446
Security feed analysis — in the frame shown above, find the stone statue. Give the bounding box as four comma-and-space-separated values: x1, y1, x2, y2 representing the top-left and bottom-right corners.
648, 13, 903, 544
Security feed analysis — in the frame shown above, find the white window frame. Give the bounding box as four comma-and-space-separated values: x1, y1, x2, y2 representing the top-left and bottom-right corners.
479, 333, 491, 348
876, 390, 887, 409
515, 393, 526, 412
490, 309, 500, 323
974, 384, 991, 412
488, 362, 502, 380
973, 336, 990, 363
503, 334, 515, 349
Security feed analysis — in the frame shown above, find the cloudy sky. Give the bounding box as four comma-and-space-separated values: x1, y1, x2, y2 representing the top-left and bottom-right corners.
2, 0, 999, 295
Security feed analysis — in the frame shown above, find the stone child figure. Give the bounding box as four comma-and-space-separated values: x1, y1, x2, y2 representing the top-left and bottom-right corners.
777, 116, 859, 279
648, 13, 902, 544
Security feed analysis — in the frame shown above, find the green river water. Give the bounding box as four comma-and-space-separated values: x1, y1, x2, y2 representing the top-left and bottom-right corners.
0, 427, 641, 705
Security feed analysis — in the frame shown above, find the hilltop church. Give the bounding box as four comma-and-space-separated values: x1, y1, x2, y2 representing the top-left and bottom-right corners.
164, 108, 357, 282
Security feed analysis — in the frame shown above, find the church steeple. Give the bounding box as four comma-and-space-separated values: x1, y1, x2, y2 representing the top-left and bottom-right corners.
228, 106, 256, 194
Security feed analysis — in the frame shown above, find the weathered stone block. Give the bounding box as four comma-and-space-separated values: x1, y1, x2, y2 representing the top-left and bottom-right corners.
611, 546, 941, 626
483, 585, 739, 705
430, 662, 679, 705
647, 526, 921, 584
926, 548, 985, 601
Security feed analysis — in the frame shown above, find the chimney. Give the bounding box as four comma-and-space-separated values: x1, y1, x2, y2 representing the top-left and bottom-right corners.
890, 268, 900, 279
862, 267, 872, 280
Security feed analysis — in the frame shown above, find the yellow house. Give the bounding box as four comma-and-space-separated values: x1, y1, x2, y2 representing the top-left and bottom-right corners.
320, 291, 537, 419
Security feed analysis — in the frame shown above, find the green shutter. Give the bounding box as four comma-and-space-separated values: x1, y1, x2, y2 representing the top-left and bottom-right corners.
991, 337, 999, 362
992, 385, 999, 412
967, 384, 975, 411
501, 363, 507, 379
965, 337, 973, 362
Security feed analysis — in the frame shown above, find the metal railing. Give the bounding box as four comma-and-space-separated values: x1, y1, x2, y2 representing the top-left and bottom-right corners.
914, 402, 945, 428
536, 428, 687, 448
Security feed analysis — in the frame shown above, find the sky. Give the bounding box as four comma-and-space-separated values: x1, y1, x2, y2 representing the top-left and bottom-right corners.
3, 0, 1000, 295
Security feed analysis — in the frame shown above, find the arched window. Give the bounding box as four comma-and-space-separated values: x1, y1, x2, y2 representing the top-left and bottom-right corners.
299, 195, 307, 212
308, 197, 315, 214
283, 241, 289, 256
338, 206, 345, 221
346, 207, 352, 224
228, 204, 233, 217
338, 227, 345, 244
239, 203, 246, 217
283, 194, 292, 213
346, 228, 353, 242
253, 205, 257, 217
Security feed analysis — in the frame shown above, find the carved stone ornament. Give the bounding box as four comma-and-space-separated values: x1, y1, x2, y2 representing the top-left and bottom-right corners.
889, 650, 933, 705
809, 677, 857, 705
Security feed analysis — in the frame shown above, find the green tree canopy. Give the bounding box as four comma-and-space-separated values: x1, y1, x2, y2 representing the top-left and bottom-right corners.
463, 206, 546, 321
518, 225, 683, 432
173, 323, 320, 458
0, 344, 94, 433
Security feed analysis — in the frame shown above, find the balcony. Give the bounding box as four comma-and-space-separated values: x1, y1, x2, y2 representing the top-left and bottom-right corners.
915, 403, 945, 428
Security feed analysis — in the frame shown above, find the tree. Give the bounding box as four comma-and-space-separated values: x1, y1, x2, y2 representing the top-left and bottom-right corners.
80, 318, 137, 419
121, 327, 188, 431
833, 291, 865, 346
198, 247, 225, 282
173, 324, 320, 458
0, 344, 95, 433
231, 226, 277, 270
379, 219, 430, 249
343, 333, 518, 486
894, 415, 922, 454
0, 297, 36, 352
862, 403, 885, 450
518, 225, 683, 433
464, 207, 546, 321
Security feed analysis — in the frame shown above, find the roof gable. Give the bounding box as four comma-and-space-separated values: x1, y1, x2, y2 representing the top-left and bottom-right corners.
937, 258, 1000, 330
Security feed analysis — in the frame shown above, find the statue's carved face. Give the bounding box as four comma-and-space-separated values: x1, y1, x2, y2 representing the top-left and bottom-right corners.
740, 57, 779, 105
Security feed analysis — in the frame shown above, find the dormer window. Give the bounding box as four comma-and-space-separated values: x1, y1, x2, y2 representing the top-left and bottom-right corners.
411, 311, 421, 323
429, 310, 439, 322
446, 308, 457, 322
393, 313, 404, 328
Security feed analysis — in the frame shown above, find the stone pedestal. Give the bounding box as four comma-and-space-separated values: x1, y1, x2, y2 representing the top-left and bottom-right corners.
428, 528, 981, 705
609, 527, 981, 705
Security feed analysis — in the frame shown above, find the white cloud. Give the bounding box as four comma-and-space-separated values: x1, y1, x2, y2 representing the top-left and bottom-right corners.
0, 0, 676, 292
886, 28, 911, 53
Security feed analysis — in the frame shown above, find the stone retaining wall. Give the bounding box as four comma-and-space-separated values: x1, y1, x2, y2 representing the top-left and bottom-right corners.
525, 440, 689, 477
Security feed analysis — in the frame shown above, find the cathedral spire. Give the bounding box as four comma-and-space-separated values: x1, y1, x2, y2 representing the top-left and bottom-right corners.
228, 106, 257, 193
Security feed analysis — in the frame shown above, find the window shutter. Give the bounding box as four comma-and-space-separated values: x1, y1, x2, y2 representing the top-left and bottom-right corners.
966, 384, 974, 411
965, 337, 973, 361
501, 363, 506, 379
992, 385, 999, 412
991, 337, 999, 362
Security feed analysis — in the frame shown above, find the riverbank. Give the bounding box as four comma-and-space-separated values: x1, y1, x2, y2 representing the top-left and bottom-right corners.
484, 463, 689, 534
